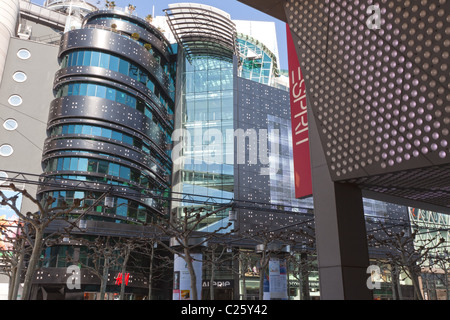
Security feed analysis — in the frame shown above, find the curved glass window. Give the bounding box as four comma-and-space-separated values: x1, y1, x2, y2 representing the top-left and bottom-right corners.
56, 82, 136, 108
45, 156, 165, 190
0, 144, 14, 157
49, 123, 171, 172
60, 50, 174, 111
236, 37, 274, 85
45, 190, 161, 223
3, 119, 18, 131
17, 49, 31, 60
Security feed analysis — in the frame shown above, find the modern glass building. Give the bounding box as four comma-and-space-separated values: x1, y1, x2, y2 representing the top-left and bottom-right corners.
2, 1, 447, 301
167, 3, 237, 233
172, 56, 235, 230
40, 8, 175, 223
34, 8, 176, 298
165, 3, 315, 300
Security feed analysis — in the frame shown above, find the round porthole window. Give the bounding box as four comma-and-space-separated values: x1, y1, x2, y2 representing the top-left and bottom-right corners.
0, 171, 8, 186
3, 119, 18, 131
0, 144, 14, 157
17, 49, 31, 60
13, 71, 27, 82
8, 95, 22, 106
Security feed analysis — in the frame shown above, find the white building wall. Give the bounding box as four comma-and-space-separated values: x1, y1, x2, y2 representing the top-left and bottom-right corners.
0, 0, 19, 85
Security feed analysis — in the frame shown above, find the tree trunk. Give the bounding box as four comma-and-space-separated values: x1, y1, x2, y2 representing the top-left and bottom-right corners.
99, 257, 109, 300
11, 242, 24, 300
390, 265, 399, 300
300, 253, 310, 300
184, 248, 198, 300
240, 256, 247, 300
259, 269, 265, 300
22, 229, 43, 300
209, 249, 215, 300
8, 271, 14, 300
258, 251, 267, 300
412, 274, 423, 300
396, 271, 403, 300
147, 244, 154, 300
119, 247, 130, 300
407, 267, 423, 300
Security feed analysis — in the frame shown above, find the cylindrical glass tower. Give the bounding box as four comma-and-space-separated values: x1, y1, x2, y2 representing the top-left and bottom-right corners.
39, 9, 175, 225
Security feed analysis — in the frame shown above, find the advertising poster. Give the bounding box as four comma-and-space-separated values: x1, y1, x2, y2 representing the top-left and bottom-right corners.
286, 24, 312, 199
268, 258, 288, 300
263, 268, 270, 300
172, 253, 202, 300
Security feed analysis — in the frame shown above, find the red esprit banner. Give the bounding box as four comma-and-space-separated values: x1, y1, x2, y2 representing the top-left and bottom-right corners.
286, 24, 312, 199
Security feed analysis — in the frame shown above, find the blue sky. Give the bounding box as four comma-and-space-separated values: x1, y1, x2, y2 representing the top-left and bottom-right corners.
33, 0, 289, 70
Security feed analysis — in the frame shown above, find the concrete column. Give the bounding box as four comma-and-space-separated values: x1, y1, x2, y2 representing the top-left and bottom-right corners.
308, 102, 372, 300
0, 0, 19, 85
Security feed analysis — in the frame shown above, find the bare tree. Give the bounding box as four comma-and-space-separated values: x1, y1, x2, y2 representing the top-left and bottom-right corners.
0, 220, 28, 300
368, 222, 446, 300
426, 250, 450, 300
286, 244, 316, 300
244, 228, 290, 300
65, 235, 124, 300
202, 243, 234, 300
153, 205, 234, 300
0, 183, 87, 300
237, 249, 254, 300
115, 237, 147, 300
134, 238, 173, 300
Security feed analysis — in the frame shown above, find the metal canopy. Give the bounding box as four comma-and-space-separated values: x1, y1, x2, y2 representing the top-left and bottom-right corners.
164, 3, 237, 61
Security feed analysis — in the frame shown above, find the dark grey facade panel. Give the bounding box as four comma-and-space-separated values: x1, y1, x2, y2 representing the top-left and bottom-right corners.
83, 9, 173, 53
53, 70, 173, 128
47, 96, 169, 150
83, 18, 172, 61
234, 76, 312, 238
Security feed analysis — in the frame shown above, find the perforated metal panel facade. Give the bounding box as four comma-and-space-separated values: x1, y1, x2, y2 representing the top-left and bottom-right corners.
284, 0, 450, 208
234, 76, 314, 240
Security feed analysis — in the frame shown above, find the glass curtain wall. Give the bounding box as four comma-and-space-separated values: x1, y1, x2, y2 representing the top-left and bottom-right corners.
236, 35, 276, 86
173, 55, 234, 232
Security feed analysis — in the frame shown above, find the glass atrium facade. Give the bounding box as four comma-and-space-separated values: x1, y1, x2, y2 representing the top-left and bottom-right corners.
236, 33, 279, 86
172, 55, 235, 231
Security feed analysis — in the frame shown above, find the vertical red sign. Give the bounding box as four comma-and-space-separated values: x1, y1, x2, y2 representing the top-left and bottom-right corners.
286, 24, 312, 199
